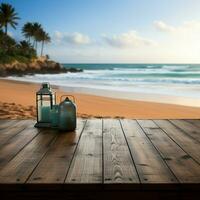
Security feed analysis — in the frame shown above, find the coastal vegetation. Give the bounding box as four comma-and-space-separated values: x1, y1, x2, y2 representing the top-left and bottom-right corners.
0, 3, 38, 64
0, 3, 82, 76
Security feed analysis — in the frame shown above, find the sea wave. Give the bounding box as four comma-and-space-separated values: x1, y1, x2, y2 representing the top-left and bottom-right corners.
9, 73, 200, 85
7, 63, 200, 99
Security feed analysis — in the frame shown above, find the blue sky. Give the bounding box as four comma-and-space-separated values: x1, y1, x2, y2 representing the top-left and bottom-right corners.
2, 0, 200, 63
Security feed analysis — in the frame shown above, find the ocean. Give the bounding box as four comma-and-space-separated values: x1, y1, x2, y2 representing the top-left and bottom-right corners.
7, 63, 200, 107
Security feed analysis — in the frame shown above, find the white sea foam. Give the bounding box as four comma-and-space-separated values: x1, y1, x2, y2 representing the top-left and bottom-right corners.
6, 63, 200, 106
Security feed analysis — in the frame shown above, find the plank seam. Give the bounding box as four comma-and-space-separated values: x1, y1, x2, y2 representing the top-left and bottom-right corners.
154, 120, 200, 166
0, 126, 27, 147
0, 128, 43, 170
185, 119, 200, 129
63, 119, 87, 183
136, 120, 180, 183
25, 133, 59, 183
168, 120, 200, 143
0, 120, 34, 146
102, 118, 104, 184
119, 119, 141, 183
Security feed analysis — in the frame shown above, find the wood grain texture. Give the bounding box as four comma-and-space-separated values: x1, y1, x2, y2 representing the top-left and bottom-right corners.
154, 120, 200, 164
0, 127, 25, 146
0, 120, 18, 130
121, 119, 177, 183
65, 119, 102, 183
0, 129, 57, 183
169, 120, 200, 142
0, 126, 40, 169
185, 119, 200, 128
138, 120, 200, 183
103, 119, 139, 183
0, 120, 34, 146
0, 119, 199, 186
27, 119, 86, 183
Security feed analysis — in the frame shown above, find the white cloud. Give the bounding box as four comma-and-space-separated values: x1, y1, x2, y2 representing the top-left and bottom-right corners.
154, 21, 175, 32
153, 20, 200, 49
48, 21, 200, 63
102, 30, 156, 48
54, 31, 91, 45
152, 20, 200, 63
154, 20, 200, 33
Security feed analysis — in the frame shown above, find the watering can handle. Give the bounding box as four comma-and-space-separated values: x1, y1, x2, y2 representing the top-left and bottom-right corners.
60, 95, 75, 103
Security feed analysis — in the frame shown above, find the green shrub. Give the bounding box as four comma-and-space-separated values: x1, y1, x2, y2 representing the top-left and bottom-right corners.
0, 30, 37, 64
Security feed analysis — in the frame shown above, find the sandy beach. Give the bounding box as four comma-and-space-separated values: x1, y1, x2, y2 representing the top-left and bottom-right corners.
1, 79, 200, 119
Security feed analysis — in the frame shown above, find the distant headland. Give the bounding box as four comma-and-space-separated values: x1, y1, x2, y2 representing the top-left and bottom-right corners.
0, 56, 83, 77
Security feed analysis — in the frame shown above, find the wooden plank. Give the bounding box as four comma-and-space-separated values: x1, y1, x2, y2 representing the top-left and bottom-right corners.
0, 120, 12, 125
0, 120, 18, 130
27, 119, 86, 183
0, 120, 34, 132
169, 120, 200, 142
103, 119, 139, 184
0, 120, 8, 125
185, 119, 200, 128
65, 119, 102, 183
0, 126, 40, 169
154, 120, 200, 164
0, 120, 34, 146
137, 120, 200, 183
13, 120, 34, 127
0, 129, 57, 183
120, 119, 177, 183
0, 126, 25, 146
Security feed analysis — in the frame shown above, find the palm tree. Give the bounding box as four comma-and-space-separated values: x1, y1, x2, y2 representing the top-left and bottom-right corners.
40, 31, 50, 56
22, 22, 34, 43
21, 22, 51, 56
19, 40, 32, 51
18, 40, 36, 58
32, 22, 42, 50
0, 3, 20, 35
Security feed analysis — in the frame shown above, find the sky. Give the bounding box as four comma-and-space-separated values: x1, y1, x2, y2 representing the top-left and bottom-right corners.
2, 0, 200, 63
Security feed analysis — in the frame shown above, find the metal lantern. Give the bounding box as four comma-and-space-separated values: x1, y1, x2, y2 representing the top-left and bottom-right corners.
35, 82, 56, 128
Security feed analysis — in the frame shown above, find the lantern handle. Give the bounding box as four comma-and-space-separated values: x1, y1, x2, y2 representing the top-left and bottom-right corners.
60, 95, 75, 103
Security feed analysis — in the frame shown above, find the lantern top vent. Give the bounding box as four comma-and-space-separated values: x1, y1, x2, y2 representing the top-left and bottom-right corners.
36, 82, 53, 95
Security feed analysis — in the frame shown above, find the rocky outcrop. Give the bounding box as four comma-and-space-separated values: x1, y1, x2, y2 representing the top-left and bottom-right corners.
0, 58, 83, 77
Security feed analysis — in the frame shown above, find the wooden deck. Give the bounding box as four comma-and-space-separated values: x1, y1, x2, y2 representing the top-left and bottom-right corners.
0, 119, 199, 200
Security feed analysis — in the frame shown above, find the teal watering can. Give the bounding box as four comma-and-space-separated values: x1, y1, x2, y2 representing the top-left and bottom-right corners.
58, 95, 76, 131
50, 105, 59, 128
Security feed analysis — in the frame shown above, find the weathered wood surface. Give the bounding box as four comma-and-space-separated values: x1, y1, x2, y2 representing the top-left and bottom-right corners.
0, 119, 199, 187
120, 119, 177, 183
103, 119, 139, 184
138, 120, 200, 183
65, 119, 102, 183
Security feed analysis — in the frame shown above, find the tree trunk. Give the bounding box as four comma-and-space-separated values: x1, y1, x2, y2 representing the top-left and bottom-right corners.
41, 40, 44, 56
33, 40, 36, 49
5, 24, 7, 35
35, 41, 38, 55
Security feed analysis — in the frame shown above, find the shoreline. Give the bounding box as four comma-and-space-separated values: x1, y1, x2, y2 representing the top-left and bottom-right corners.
60, 85, 200, 108
4, 76, 200, 108
1, 79, 200, 119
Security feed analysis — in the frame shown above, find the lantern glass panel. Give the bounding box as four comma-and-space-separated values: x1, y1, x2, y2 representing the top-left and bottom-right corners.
37, 94, 54, 123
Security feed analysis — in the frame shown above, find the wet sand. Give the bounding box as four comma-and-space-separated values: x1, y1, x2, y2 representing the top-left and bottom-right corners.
1, 79, 200, 119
